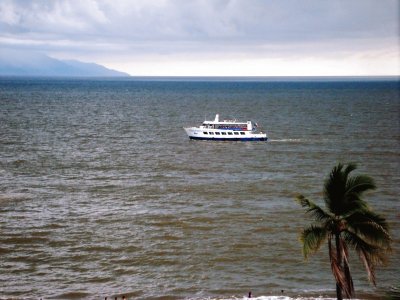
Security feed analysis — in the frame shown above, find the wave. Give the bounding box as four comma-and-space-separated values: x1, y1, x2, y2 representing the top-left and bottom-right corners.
269, 139, 304, 143
0, 192, 31, 204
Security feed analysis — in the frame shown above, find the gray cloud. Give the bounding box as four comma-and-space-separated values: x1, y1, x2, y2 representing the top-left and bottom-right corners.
2, 1, 398, 40
0, 0, 398, 74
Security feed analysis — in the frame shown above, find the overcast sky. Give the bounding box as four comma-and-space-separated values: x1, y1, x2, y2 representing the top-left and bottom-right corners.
0, 0, 399, 76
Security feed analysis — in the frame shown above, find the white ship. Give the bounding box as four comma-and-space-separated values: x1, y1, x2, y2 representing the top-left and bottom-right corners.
184, 114, 268, 141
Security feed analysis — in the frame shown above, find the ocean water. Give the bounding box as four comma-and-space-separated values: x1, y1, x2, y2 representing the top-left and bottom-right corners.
0, 77, 399, 300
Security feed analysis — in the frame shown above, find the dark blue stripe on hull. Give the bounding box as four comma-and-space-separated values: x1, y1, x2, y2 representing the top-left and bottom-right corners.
189, 136, 267, 142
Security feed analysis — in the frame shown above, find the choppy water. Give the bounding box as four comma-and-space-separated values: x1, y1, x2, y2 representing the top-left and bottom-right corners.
0, 77, 399, 300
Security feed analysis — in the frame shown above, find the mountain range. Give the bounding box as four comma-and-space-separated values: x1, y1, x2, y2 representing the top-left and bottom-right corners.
0, 50, 129, 77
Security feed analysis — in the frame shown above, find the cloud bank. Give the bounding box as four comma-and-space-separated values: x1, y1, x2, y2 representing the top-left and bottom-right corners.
0, 0, 398, 75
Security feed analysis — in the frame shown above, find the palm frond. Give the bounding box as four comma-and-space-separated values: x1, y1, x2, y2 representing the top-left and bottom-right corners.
342, 194, 369, 214
343, 257, 355, 298
344, 231, 389, 264
296, 194, 332, 222
300, 225, 328, 258
343, 231, 390, 285
346, 210, 392, 248
346, 175, 376, 196
324, 163, 348, 215
324, 163, 377, 218
344, 162, 357, 177
344, 175, 376, 212
341, 237, 355, 298
359, 247, 377, 285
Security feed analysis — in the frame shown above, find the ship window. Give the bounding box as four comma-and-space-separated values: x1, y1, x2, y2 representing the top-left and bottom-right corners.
215, 132, 220, 135
209, 132, 214, 135
240, 132, 245, 135
228, 132, 233, 135
203, 132, 208, 134
234, 132, 239, 135
221, 132, 227, 135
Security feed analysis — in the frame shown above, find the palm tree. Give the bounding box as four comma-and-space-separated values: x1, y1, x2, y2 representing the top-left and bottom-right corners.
296, 163, 391, 299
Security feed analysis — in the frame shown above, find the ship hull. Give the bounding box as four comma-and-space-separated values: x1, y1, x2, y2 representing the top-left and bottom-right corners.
184, 127, 267, 142
188, 136, 268, 141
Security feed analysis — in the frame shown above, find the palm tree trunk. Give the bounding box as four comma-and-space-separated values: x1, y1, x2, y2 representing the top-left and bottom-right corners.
336, 283, 343, 300
335, 233, 343, 300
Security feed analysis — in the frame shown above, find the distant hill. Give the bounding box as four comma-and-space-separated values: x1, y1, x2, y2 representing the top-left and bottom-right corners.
0, 50, 129, 77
